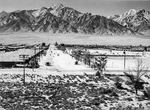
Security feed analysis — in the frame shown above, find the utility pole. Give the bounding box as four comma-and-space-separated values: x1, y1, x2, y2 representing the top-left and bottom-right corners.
34, 45, 39, 61
19, 54, 29, 86
34, 46, 37, 55
143, 47, 147, 56
38, 46, 43, 61
123, 50, 126, 69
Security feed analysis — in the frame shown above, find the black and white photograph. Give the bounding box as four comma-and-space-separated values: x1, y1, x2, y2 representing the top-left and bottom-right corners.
0, 0, 150, 109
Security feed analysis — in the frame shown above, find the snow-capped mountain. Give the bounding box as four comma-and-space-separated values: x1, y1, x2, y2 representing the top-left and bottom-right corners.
49, 4, 82, 23
50, 3, 64, 16
32, 7, 48, 18
109, 9, 150, 34
0, 4, 145, 35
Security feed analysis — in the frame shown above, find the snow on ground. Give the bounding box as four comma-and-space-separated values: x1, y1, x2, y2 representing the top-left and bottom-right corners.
51, 45, 94, 72
89, 49, 150, 71
1, 73, 149, 110
0, 45, 150, 110
38, 45, 95, 75
0, 44, 95, 77
0, 44, 150, 76
38, 46, 54, 69
0, 106, 5, 110
0, 49, 35, 61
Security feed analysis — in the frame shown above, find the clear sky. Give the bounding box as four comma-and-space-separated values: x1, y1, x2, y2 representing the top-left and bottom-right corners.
0, 0, 150, 16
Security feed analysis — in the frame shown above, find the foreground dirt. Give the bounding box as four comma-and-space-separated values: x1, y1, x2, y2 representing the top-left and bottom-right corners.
0, 74, 150, 110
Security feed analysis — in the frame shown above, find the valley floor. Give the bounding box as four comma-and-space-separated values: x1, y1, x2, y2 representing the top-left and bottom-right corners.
0, 32, 150, 46
0, 33, 150, 109
0, 44, 150, 109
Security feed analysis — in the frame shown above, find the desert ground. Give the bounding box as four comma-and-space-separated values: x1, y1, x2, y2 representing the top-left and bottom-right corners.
0, 32, 150, 46
0, 33, 150, 110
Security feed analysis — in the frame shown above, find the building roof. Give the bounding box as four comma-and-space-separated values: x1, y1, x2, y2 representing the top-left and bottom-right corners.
0, 49, 36, 62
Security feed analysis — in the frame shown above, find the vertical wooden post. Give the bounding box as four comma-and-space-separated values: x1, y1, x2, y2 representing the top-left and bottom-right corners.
123, 51, 126, 69
19, 54, 29, 86
23, 55, 25, 86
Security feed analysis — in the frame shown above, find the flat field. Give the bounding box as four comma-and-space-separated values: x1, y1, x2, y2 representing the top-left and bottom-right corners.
0, 32, 150, 46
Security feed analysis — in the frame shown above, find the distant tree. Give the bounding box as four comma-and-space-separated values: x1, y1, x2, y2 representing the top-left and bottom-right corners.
95, 70, 101, 78
72, 49, 81, 61
85, 53, 92, 67
124, 59, 149, 95
57, 43, 66, 52
94, 57, 107, 77
29, 58, 39, 71
75, 61, 78, 65
55, 42, 58, 46
114, 76, 124, 89
42, 42, 46, 47
60, 43, 65, 47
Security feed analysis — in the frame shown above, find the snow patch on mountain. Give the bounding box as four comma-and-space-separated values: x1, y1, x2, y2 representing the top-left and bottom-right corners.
32, 7, 47, 18
50, 4, 64, 16
109, 9, 150, 34
123, 9, 137, 17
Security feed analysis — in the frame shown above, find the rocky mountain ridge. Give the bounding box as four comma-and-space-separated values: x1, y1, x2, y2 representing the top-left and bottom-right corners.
108, 9, 150, 35
0, 4, 148, 35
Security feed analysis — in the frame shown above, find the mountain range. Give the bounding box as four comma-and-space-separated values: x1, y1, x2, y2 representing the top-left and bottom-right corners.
0, 4, 149, 35
108, 9, 150, 35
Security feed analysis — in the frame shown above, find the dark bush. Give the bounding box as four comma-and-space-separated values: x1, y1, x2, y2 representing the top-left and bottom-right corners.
75, 61, 78, 65
99, 87, 113, 94
124, 97, 133, 101
90, 97, 105, 106
45, 62, 51, 66
115, 82, 124, 89
95, 71, 101, 78
125, 80, 133, 85
42, 42, 46, 47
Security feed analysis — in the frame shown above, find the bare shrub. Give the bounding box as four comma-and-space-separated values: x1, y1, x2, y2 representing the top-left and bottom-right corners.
124, 59, 149, 95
